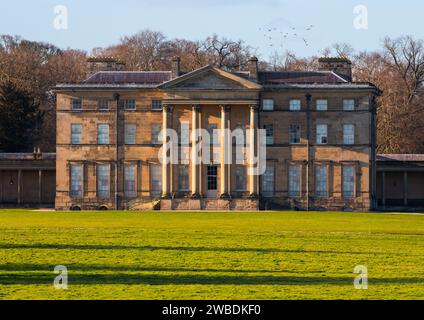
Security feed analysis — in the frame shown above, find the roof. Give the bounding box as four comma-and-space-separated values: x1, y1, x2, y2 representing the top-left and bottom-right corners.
258, 71, 347, 85
158, 65, 262, 90
318, 57, 352, 63
55, 65, 379, 92
84, 71, 172, 84
86, 57, 125, 64
377, 154, 424, 162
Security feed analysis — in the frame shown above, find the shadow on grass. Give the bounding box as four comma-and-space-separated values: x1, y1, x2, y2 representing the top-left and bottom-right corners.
0, 263, 304, 274
0, 271, 422, 286
0, 243, 385, 255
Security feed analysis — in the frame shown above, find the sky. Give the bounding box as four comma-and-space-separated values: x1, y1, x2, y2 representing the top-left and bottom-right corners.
1, 0, 423, 59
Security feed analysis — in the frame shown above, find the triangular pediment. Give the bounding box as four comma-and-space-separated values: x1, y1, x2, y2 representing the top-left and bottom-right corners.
159, 65, 262, 90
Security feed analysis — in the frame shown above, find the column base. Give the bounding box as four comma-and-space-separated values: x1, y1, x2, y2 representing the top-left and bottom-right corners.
161, 193, 172, 199
191, 192, 202, 200
220, 192, 231, 200
248, 193, 259, 200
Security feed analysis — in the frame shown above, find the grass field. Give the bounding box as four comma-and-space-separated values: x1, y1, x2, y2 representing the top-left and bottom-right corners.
0, 209, 423, 300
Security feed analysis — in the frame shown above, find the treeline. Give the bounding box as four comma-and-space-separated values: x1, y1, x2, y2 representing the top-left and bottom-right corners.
1, 30, 423, 153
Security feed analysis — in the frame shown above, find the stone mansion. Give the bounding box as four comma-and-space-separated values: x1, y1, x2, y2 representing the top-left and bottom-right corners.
53, 56, 381, 211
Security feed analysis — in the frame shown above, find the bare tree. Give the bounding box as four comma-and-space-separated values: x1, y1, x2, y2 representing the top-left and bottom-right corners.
201, 34, 252, 71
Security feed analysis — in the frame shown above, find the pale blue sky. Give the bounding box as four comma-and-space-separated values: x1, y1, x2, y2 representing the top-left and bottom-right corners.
0, 0, 422, 59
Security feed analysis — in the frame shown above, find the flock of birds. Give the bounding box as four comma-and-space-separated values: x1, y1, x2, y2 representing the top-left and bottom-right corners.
258, 24, 315, 49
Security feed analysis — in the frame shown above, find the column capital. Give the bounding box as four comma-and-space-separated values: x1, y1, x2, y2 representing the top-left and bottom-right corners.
192, 104, 201, 112
250, 104, 259, 112
163, 104, 173, 113
220, 105, 231, 113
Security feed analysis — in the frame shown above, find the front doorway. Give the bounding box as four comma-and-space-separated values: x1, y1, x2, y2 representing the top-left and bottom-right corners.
207, 165, 218, 198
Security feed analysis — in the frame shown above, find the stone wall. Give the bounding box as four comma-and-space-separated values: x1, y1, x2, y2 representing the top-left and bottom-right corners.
55, 84, 375, 211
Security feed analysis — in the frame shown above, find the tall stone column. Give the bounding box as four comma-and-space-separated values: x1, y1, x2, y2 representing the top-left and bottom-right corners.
249, 105, 259, 197
220, 105, 230, 198
191, 105, 201, 198
162, 105, 172, 198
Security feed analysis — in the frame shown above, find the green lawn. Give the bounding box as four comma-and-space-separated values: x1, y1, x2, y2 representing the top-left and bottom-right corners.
0, 209, 423, 300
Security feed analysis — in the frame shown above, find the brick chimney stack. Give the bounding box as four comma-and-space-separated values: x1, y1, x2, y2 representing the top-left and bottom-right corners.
171, 56, 181, 79
318, 57, 352, 82
87, 57, 126, 77
248, 56, 259, 82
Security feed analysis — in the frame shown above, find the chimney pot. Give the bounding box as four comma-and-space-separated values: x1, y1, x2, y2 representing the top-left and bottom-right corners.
248, 56, 259, 81
318, 57, 352, 82
172, 56, 181, 79
86, 57, 126, 78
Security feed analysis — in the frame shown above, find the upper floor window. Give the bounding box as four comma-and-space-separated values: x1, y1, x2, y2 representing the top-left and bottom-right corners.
180, 146, 190, 165
125, 123, 136, 145
289, 165, 301, 197
262, 99, 274, 111
343, 99, 355, 111
151, 124, 162, 145
97, 124, 109, 145
207, 124, 220, 164
180, 122, 190, 146
316, 99, 328, 111
124, 165, 136, 198
98, 99, 109, 111
152, 100, 162, 111
97, 164, 110, 199
208, 124, 219, 146
233, 124, 246, 147
235, 166, 247, 192
289, 124, 301, 144
316, 124, 328, 145
71, 124, 82, 145
71, 98, 82, 110
124, 99, 136, 111
343, 166, 355, 198
264, 124, 274, 145
289, 99, 301, 111
70, 164, 83, 198
343, 124, 355, 145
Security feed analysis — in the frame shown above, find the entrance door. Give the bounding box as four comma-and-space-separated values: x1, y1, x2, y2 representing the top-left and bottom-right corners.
207, 165, 218, 198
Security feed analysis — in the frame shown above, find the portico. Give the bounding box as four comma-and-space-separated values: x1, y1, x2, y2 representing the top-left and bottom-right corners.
158, 65, 262, 208
160, 101, 260, 200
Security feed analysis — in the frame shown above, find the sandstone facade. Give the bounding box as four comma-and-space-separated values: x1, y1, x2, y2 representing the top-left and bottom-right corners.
54, 57, 380, 211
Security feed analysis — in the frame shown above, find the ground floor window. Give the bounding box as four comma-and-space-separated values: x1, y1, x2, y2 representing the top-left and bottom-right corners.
207, 165, 218, 191
262, 165, 274, 197
235, 166, 247, 191
97, 164, 110, 199
150, 165, 162, 197
70, 165, 83, 198
124, 165, 136, 198
315, 165, 328, 198
289, 165, 301, 197
178, 165, 189, 192
343, 166, 355, 198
